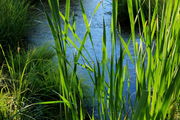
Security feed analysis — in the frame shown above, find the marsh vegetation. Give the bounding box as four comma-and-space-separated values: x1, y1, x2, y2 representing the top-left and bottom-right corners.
0, 0, 179, 119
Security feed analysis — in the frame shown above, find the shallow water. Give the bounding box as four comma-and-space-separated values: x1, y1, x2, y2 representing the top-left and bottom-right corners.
28, 0, 136, 100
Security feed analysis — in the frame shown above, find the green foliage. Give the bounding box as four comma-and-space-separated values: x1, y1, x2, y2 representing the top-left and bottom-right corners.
0, 0, 29, 50
127, 0, 180, 119
41, 0, 180, 119
0, 0, 179, 119
0, 45, 59, 119
45, 0, 88, 119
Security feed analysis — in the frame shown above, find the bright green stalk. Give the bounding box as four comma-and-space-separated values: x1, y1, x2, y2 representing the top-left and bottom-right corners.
46, 0, 90, 119
44, 0, 180, 119
127, 0, 180, 119
109, 0, 118, 119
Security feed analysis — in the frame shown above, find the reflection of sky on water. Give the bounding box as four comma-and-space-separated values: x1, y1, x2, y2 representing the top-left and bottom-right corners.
28, 0, 136, 103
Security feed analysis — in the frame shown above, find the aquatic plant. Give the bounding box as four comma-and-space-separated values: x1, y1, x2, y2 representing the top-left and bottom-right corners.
0, 0, 179, 119
45, 0, 180, 119
128, 0, 180, 119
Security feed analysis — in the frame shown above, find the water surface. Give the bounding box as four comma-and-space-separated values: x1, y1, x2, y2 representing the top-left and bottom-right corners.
28, 0, 136, 99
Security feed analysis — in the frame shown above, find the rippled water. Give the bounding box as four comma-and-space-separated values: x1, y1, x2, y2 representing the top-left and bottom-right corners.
28, 0, 136, 97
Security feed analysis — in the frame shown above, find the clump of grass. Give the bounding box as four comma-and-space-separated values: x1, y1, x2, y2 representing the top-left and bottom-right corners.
0, 0, 29, 51
0, 44, 59, 119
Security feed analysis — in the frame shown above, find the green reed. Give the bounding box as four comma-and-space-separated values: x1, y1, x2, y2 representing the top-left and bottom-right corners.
46, 0, 88, 119
127, 0, 180, 119
0, 0, 178, 119
45, 0, 180, 119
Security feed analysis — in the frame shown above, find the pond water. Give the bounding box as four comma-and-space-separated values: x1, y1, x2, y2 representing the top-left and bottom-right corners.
28, 0, 136, 107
